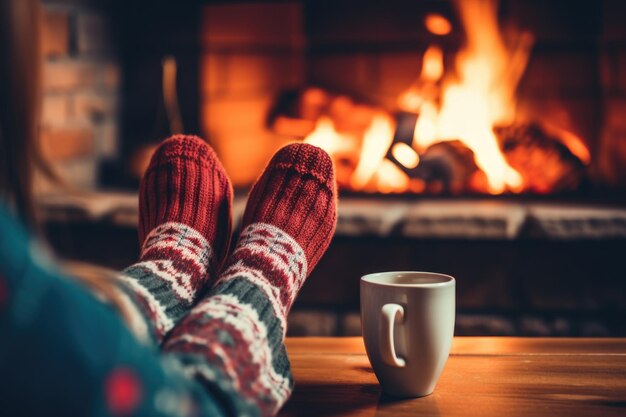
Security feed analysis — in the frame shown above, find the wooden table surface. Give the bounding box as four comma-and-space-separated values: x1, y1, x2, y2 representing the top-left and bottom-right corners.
279, 337, 626, 417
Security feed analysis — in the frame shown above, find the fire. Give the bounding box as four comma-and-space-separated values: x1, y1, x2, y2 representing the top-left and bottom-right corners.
424, 14, 452, 36
303, 116, 352, 155
301, 0, 588, 194
350, 114, 396, 190
411, 0, 531, 193
375, 159, 410, 194
398, 45, 443, 112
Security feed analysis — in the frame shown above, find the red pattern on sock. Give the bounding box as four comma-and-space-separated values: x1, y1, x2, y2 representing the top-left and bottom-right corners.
219, 223, 306, 323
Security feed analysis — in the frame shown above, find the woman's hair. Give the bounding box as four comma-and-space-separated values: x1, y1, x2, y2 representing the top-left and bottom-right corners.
0, 0, 132, 321
0, 0, 42, 228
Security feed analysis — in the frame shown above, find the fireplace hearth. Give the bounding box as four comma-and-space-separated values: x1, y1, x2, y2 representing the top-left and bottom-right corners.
42, 192, 626, 337
38, 0, 626, 337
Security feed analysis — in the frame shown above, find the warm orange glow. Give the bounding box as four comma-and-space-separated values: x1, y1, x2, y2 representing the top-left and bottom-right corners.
303, 116, 352, 155
411, 0, 529, 193
543, 124, 591, 165
350, 114, 395, 190
397, 92, 423, 113
298, 0, 591, 195
273, 116, 316, 137
425, 13, 452, 35
422, 46, 444, 81
162, 56, 183, 134
391, 142, 420, 169
397, 46, 443, 112
375, 159, 410, 193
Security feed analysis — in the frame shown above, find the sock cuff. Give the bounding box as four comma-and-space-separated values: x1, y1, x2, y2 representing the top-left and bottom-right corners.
140, 221, 215, 285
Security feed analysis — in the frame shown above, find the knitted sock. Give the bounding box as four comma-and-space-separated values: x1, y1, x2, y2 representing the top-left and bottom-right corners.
117, 135, 233, 345
164, 143, 337, 416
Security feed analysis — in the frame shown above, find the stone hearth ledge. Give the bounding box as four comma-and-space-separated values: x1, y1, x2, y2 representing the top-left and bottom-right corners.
36, 192, 626, 240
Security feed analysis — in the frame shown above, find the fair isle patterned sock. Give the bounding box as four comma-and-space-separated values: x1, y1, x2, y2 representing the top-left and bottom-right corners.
164, 143, 337, 416
117, 135, 233, 344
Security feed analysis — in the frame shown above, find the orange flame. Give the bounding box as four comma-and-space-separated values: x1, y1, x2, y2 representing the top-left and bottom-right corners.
542, 123, 591, 165
303, 116, 352, 155
422, 45, 444, 81
350, 114, 396, 190
424, 13, 452, 36
412, 0, 530, 193
303, 0, 589, 195
398, 46, 443, 112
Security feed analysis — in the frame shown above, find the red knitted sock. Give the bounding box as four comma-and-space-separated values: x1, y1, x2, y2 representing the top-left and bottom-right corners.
139, 134, 233, 274
224, 142, 337, 316
243, 143, 337, 273
118, 134, 232, 343
164, 143, 337, 416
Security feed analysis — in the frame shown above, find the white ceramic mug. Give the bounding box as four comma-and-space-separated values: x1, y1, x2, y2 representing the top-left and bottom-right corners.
361, 271, 455, 397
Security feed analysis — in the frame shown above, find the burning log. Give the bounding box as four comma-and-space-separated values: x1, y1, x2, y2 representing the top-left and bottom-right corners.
398, 140, 479, 194
415, 141, 479, 194
267, 86, 589, 195
384, 112, 479, 194
494, 122, 587, 193
267, 87, 392, 190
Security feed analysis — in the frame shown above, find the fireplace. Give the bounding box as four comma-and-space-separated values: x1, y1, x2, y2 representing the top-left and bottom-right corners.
188, 0, 624, 198
103, 0, 626, 196
41, 0, 626, 337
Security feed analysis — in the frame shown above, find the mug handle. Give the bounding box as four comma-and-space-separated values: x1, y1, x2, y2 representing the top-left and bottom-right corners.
380, 303, 406, 368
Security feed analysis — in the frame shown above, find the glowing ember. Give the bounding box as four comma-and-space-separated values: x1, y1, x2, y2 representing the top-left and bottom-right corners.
424, 13, 452, 36
391, 142, 420, 169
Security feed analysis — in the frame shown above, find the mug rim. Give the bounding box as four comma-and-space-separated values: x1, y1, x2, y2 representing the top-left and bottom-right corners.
361, 271, 455, 288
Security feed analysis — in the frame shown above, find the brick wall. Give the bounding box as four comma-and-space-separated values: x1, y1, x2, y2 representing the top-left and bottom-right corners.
40, 0, 120, 189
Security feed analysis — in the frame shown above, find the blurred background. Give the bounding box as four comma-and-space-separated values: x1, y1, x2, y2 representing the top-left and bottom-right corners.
31, 0, 626, 336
